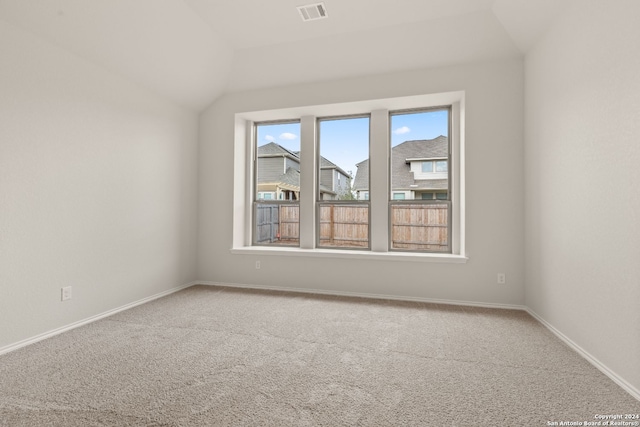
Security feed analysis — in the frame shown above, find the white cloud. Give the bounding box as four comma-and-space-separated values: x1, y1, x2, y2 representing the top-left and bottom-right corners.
264, 135, 275, 142
393, 126, 411, 135
279, 132, 297, 140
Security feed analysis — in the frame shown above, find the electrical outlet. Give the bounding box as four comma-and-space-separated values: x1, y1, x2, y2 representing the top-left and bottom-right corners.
61, 286, 72, 301
497, 273, 506, 285
255, 261, 261, 270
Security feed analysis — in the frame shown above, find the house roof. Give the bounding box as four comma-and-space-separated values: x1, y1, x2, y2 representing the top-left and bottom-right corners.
394, 136, 448, 159
262, 145, 351, 178
353, 136, 449, 191
319, 185, 335, 195
258, 142, 299, 160
319, 157, 351, 178
279, 167, 300, 188
352, 159, 369, 191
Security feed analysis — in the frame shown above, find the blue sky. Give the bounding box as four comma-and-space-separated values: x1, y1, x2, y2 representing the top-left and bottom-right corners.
256, 109, 448, 177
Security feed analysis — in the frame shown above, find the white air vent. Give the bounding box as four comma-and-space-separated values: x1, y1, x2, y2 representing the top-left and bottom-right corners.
297, 2, 328, 22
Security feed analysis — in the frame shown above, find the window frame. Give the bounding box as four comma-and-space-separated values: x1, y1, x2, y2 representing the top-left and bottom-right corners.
233, 91, 466, 262
389, 106, 452, 254
316, 114, 371, 250
252, 119, 302, 248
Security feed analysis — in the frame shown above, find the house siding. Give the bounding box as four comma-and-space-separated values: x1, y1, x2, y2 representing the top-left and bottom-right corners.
257, 157, 285, 182
320, 169, 333, 191
335, 171, 350, 196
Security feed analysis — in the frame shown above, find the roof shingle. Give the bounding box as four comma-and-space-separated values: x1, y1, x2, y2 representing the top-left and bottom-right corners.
353, 136, 448, 191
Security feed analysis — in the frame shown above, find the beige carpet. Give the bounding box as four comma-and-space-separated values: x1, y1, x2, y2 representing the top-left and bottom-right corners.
1, 285, 638, 426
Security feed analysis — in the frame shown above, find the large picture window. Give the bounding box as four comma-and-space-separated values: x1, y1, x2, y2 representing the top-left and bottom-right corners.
253, 121, 301, 247
236, 92, 464, 260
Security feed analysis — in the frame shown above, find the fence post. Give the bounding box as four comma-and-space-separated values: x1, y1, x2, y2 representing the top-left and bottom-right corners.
272, 205, 277, 242
330, 204, 335, 245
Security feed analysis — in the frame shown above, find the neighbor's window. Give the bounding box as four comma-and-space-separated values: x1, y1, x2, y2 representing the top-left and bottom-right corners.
317, 115, 370, 249
390, 108, 451, 253
254, 121, 301, 246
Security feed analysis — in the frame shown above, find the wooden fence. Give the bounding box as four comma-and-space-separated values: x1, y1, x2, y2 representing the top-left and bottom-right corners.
390, 204, 448, 252
319, 204, 369, 248
255, 204, 299, 245
256, 203, 448, 251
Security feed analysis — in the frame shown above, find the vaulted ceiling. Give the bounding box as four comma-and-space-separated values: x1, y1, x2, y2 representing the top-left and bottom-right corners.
0, 0, 570, 111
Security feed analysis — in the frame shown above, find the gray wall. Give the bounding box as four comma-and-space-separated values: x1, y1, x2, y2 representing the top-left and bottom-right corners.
525, 0, 640, 394
198, 58, 525, 306
0, 20, 199, 349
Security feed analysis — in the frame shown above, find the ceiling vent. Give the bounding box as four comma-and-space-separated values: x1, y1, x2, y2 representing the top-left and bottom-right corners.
297, 2, 328, 22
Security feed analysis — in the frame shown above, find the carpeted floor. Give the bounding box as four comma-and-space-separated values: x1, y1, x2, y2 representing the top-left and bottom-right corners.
1, 285, 638, 426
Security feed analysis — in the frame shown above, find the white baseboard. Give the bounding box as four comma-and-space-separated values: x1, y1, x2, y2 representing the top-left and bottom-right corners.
0, 281, 198, 356
526, 308, 640, 402
196, 281, 527, 311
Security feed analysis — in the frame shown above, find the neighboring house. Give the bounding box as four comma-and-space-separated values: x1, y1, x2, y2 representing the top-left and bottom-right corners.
319, 156, 352, 200
256, 142, 301, 200
353, 136, 449, 200
256, 142, 352, 200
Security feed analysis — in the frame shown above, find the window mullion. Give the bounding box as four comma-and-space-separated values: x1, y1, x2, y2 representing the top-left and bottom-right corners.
451, 101, 463, 256
299, 115, 317, 249
370, 109, 389, 252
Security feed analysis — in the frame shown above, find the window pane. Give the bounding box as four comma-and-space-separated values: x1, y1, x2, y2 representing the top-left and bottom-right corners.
318, 116, 369, 201
255, 121, 301, 247
391, 203, 449, 252
436, 160, 448, 172
390, 110, 449, 201
390, 108, 450, 253
317, 116, 370, 249
256, 122, 301, 202
254, 203, 299, 246
318, 203, 369, 249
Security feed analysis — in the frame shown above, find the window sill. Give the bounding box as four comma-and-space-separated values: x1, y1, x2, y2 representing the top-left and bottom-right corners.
230, 246, 468, 263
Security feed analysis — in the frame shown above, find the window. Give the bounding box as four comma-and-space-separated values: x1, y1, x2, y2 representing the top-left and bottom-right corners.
390, 108, 450, 253
317, 116, 370, 249
234, 91, 465, 260
254, 121, 301, 246
421, 192, 448, 200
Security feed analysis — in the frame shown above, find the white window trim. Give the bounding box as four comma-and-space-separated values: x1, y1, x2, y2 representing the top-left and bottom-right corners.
232, 91, 467, 263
